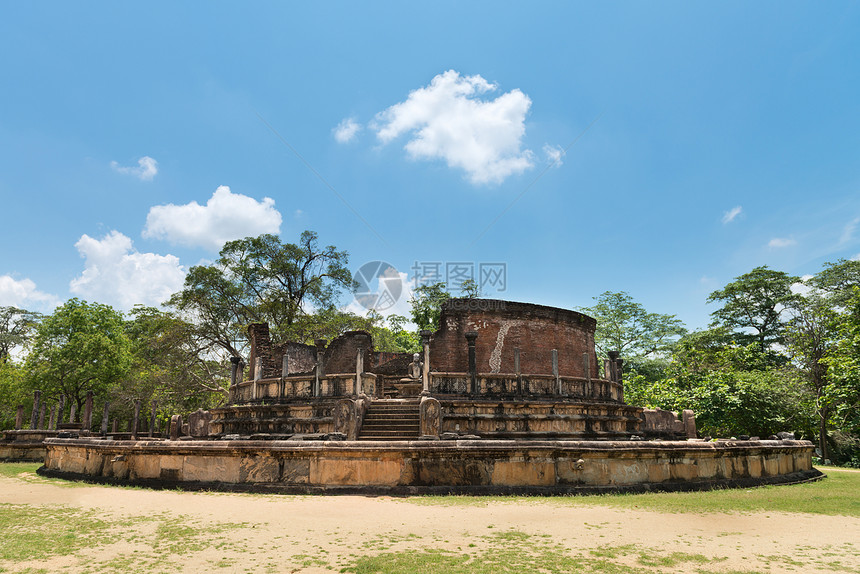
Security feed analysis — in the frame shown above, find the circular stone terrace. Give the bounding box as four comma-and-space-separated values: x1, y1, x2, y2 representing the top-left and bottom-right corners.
36, 299, 823, 494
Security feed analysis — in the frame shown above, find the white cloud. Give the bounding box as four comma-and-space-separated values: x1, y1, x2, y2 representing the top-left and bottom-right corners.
143, 186, 282, 251
111, 156, 158, 181
333, 117, 361, 143
344, 268, 414, 323
722, 206, 742, 224
840, 216, 860, 245
69, 231, 185, 310
543, 144, 565, 168
768, 237, 797, 248
371, 70, 534, 185
0, 275, 59, 311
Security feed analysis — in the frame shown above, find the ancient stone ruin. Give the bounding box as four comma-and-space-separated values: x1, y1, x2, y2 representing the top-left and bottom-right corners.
30, 299, 821, 494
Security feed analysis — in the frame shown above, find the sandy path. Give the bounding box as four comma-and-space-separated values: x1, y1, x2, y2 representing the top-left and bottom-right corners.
1, 474, 858, 573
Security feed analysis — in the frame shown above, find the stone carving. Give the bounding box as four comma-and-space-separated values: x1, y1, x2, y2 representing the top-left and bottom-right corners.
333, 399, 355, 440
420, 397, 441, 437
169, 415, 182, 441
188, 409, 211, 438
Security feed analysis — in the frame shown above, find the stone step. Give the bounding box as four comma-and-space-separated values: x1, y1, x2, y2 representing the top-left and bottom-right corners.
361, 423, 419, 431
358, 430, 420, 438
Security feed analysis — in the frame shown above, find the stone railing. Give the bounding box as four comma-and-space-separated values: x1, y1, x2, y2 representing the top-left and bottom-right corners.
430, 373, 625, 403
229, 373, 378, 404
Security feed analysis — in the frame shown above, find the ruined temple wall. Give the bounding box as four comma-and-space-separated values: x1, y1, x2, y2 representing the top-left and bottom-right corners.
430, 300, 600, 378
323, 331, 374, 375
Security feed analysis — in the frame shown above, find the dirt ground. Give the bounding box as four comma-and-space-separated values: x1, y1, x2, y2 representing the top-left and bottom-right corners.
1, 471, 859, 573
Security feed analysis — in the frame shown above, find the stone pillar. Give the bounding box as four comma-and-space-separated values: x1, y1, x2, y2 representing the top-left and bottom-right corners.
30, 391, 41, 429
420, 330, 432, 396
282, 353, 290, 377
229, 356, 241, 386
355, 334, 367, 397
56, 396, 65, 430
616, 358, 624, 402
314, 339, 327, 397
131, 399, 141, 440
149, 401, 157, 438
68, 402, 77, 424
552, 349, 560, 395
112, 419, 118, 433
48, 405, 56, 431
38, 402, 46, 430
15, 405, 23, 430
608, 351, 619, 383
169, 415, 182, 441
514, 347, 522, 395
100, 402, 110, 434
583, 352, 591, 398
83, 391, 94, 431
252, 357, 263, 400
465, 331, 478, 395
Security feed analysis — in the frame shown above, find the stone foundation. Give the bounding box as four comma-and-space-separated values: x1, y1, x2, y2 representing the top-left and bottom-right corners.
1, 430, 60, 462
39, 437, 820, 495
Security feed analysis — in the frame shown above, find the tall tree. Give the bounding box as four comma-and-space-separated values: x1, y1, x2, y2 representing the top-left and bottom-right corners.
579, 291, 686, 359
707, 266, 800, 352
409, 282, 451, 332
168, 231, 355, 357
0, 306, 40, 362
809, 258, 860, 308
25, 299, 132, 417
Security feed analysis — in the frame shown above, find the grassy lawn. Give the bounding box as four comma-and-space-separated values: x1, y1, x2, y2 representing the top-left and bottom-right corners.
408, 466, 860, 517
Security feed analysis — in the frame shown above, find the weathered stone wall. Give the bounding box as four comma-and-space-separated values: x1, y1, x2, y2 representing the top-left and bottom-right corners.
323, 331, 374, 375
275, 341, 317, 375
41, 438, 820, 494
430, 299, 600, 378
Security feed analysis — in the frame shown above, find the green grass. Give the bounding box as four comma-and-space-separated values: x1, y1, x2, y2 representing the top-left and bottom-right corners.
408, 467, 860, 517
0, 462, 41, 479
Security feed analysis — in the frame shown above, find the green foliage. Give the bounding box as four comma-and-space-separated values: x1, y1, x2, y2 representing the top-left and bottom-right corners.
707, 266, 800, 351
410, 282, 451, 332
167, 231, 354, 358
0, 360, 27, 429
0, 306, 40, 362
579, 291, 686, 360
24, 299, 132, 416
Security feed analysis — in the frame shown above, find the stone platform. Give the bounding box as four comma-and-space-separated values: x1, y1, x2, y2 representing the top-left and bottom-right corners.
38, 437, 821, 495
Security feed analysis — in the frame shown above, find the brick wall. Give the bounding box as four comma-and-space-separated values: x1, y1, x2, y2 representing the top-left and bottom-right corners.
323, 330, 374, 375
429, 299, 599, 378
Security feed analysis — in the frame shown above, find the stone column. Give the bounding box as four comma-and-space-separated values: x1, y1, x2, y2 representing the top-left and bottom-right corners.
48, 405, 56, 431
420, 330, 432, 396
552, 349, 560, 396
149, 401, 157, 438
465, 331, 478, 395
15, 405, 23, 430
583, 353, 591, 398
229, 356, 241, 386
38, 402, 46, 430
252, 357, 263, 400
354, 334, 367, 397
112, 419, 118, 433
607, 351, 619, 383
169, 415, 182, 441
83, 391, 94, 431
131, 399, 141, 440
56, 396, 65, 430
68, 402, 77, 424
514, 347, 522, 395
30, 391, 41, 429
314, 339, 327, 397
100, 402, 110, 435
616, 358, 624, 402
282, 353, 290, 377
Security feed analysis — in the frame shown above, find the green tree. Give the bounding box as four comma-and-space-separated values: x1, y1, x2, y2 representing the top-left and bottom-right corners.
168, 231, 355, 358
25, 299, 132, 418
409, 282, 451, 332
579, 291, 686, 359
0, 306, 40, 362
809, 258, 860, 308
707, 266, 800, 352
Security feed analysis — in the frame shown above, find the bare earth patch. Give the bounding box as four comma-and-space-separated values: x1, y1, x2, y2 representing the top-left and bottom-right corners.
0, 470, 858, 573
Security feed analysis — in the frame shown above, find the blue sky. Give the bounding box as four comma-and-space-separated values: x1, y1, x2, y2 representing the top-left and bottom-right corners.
1, 2, 859, 331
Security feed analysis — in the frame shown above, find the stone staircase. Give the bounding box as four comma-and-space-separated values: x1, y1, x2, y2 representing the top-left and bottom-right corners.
358, 399, 420, 441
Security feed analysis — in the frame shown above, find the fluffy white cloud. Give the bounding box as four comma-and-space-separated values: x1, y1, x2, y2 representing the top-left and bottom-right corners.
333, 117, 361, 143
111, 156, 158, 181
143, 186, 282, 251
722, 206, 742, 224
69, 231, 186, 309
0, 275, 59, 310
371, 70, 534, 185
543, 144, 565, 168
768, 237, 797, 248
